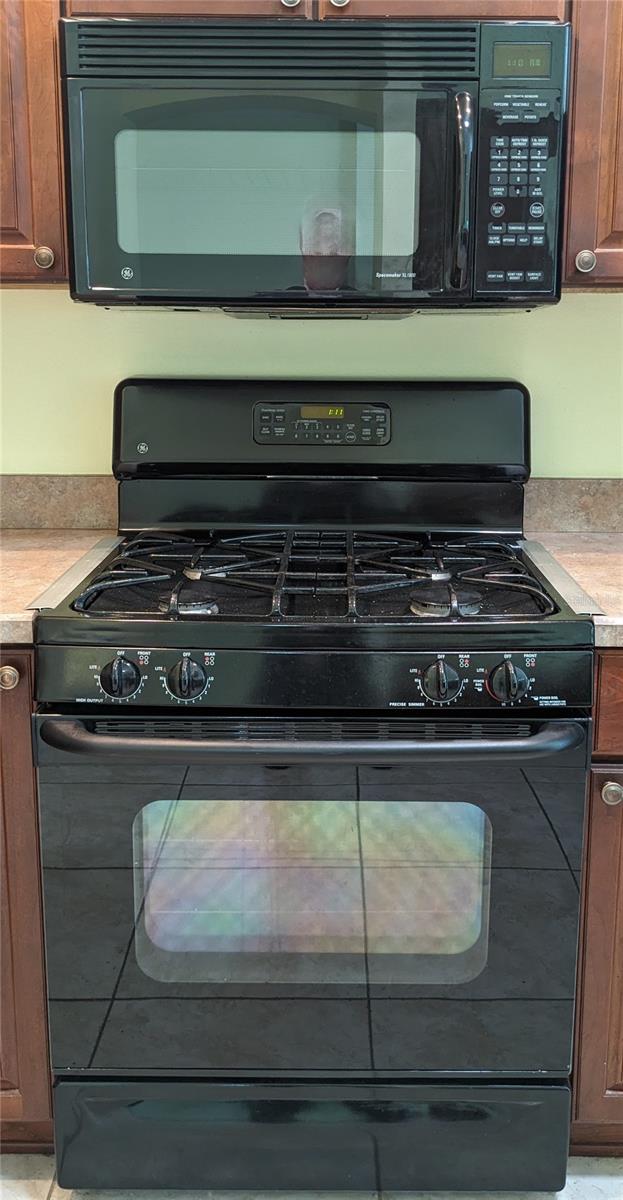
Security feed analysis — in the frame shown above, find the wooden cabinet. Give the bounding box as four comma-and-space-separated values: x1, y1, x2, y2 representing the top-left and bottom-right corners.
572, 651, 623, 1153
318, 1, 569, 20
0, 0, 66, 281
64, 1, 312, 15
0, 652, 52, 1151
565, 0, 623, 285
594, 653, 623, 758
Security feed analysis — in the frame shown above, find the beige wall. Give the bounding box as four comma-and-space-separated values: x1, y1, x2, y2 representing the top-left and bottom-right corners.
1, 287, 622, 477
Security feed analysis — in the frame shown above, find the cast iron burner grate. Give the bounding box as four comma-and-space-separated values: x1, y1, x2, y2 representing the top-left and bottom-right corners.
71, 530, 558, 623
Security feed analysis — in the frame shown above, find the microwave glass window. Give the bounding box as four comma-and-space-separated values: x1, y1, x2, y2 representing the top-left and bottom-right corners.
114, 127, 420, 275
133, 798, 491, 987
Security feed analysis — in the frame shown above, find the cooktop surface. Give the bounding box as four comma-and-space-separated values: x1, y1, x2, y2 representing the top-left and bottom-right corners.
70, 530, 558, 623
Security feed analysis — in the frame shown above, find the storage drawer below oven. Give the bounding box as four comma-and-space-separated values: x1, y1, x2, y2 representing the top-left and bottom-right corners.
54, 1078, 570, 1193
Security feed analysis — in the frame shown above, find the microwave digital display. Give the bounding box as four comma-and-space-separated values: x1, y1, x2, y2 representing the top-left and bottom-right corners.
300, 406, 345, 419
493, 42, 551, 77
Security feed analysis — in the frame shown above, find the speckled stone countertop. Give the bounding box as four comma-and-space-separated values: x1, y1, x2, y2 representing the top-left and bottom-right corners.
0, 528, 622, 647
0, 530, 114, 644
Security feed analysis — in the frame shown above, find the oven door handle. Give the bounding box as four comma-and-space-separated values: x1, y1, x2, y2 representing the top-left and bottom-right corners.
450, 91, 475, 291
38, 718, 584, 763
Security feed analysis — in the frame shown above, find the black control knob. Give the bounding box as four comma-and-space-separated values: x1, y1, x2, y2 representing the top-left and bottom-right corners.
489, 661, 530, 704
100, 657, 141, 698
421, 660, 461, 703
167, 658, 207, 700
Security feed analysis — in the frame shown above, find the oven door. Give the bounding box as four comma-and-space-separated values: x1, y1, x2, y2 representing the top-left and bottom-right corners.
64, 80, 474, 308
36, 711, 588, 1082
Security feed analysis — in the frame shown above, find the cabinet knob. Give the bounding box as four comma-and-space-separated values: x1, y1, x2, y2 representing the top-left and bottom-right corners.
33, 245, 55, 270
575, 249, 597, 273
602, 781, 623, 807
0, 665, 20, 690
280, 0, 302, 5
330, 0, 351, 6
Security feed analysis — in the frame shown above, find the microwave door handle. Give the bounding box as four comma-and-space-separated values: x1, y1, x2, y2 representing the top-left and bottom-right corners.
450, 91, 475, 291
38, 718, 584, 764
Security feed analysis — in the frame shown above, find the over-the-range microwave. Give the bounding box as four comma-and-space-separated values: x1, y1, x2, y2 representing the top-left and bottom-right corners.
61, 18, 570, 317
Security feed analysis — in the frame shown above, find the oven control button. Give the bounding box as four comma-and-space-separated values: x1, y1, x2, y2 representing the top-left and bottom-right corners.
488, 661, 530, 703
167, 658, 207, 700
421, 661, 461, 703
100, 658, 141, 698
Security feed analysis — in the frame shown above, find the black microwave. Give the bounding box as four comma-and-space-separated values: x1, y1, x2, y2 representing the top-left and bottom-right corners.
61, 18, 570, 316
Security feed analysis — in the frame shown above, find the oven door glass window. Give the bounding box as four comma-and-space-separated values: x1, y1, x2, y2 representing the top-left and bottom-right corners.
74, 87, 454, 300
133, 798, 491, 987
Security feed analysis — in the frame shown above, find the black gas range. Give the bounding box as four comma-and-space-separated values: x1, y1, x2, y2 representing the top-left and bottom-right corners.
34, 381, 594, 1193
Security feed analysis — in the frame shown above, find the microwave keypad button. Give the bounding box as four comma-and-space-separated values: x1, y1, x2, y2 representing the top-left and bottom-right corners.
490, 201, 506, 217
486, 271, 505, 283
490, 186, 507, 197
488, 235, 502, 246
517, 235, 531, 246
488, 222, 506, 233
490, 173, 508, 186
529, 186, 545, 198
533, 100, 549, 111
509, 173, 528, 187
510, 136, 529, 148
506, 271, 525, 283
529, 173, 546, 186
510, 99, 530, 108
510, 148, 528, 161
531, 136, 549, 148
493, 100, 510, 109
498, 113, 521, 123
526, 271, 545, 283
509, 186, 527, 197
528, 223, 545, 233
531, 234, 546, 246
507, 223, 526, 233
490, 135, 509, 147
502, 235, 516, 246
524, 113, 539, 122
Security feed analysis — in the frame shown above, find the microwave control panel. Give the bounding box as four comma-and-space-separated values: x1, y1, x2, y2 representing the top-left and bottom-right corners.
253, 402, 391, 447
474, 88, 563, 296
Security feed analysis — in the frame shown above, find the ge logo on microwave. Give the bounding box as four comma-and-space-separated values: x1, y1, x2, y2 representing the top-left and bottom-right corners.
121, 266, 134, 280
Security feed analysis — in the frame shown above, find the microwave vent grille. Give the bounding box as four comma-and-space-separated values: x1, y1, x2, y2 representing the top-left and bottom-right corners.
70, 21, 480, 80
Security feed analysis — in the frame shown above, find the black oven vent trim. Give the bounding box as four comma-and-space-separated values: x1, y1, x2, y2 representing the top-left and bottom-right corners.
63, 20, 480, 81
92, 717, 532, 742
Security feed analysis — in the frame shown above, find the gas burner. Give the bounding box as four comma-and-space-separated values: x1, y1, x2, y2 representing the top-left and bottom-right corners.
409, 585, 482, 618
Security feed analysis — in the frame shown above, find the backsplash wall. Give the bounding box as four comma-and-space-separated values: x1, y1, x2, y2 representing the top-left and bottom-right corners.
1, 288, 622, 477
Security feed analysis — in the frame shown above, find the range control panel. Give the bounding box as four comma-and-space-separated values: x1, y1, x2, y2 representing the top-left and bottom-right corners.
475, 90, 563, 295
37, 647, 592, 710
253, 402, 391, 447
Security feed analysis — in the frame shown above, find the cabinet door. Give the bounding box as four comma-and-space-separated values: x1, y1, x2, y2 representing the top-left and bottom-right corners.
573, 768, 623, 1146
64, 1, 312, 15
318, 1, 569, 19
594, 653, 623, 759
0, 1, 66, 281
565, 0, 623, 284
0, 652, 52, 1141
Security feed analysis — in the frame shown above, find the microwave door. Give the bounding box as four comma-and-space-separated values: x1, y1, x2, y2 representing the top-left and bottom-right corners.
67, 84, 461, 308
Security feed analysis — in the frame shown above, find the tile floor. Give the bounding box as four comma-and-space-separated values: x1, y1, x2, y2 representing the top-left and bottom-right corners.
1, 1155, 622, 1200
